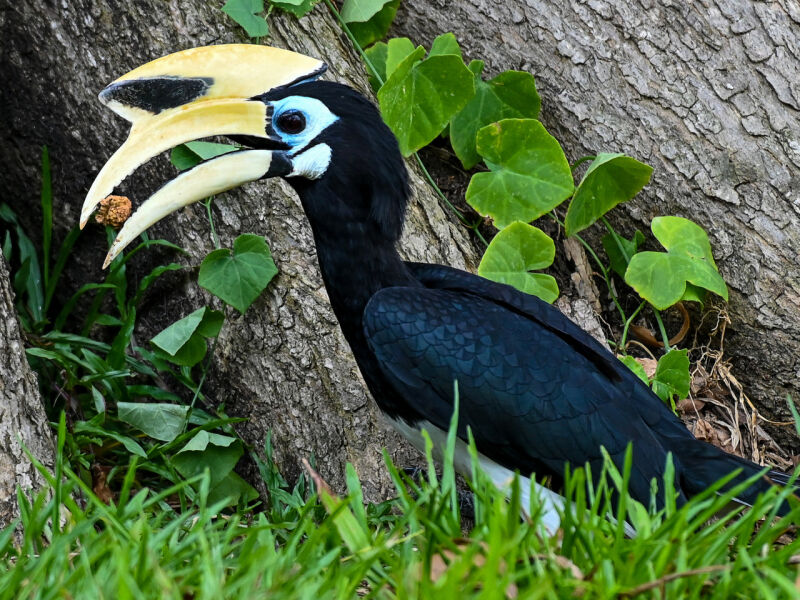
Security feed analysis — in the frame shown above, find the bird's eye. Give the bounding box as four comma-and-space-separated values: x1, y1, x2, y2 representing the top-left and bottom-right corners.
276, 110, 306, 134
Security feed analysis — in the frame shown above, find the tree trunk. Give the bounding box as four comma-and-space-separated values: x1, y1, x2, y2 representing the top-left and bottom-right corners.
1, 1, 485, 500
395, 0, 800, 450
0, 254, 54, 531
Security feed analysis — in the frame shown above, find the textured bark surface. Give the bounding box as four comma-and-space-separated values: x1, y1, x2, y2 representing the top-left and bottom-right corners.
0, 255, 54, 530
0, 1, 486, 500
396, 0, 800, 449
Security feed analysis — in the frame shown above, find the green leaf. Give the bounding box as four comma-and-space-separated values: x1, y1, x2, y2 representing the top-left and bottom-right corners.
341, 0, 391, 23
93, 314, 123, 327
651, 215, 719, 266
271, 0, 319, 18
170, 141, 238, 171
2, 230, 11, 261
349, 0, 399, 48
73, 422, 147, 458
151, 308, 205, 356
651, 349, 691, 404
565, 154, 653, 236
199, 234, 278, 314
364, 41, 388, 90
46, 227, 82, 313
619, 355, 649, 386
680, 283, 707, 305
378, 47, 475, 155
154, 334, 206, 368
117, 402, 190, 442
428, 33, 462, 58
195, 310, 224, 338
11, 223, 44, 324
477, 222, 559, 303
466, 119, 573, 229
150, 307, 223, 368
384, 37, 417, 77
207, 471, 259, 507
602, 229, 645, 278
625, 217, 728, 310
450, 63, 541, 169
221, 0, 269, 37
90, 387, 106, 414
178, 431, 238, 454
172, 441, 243, 486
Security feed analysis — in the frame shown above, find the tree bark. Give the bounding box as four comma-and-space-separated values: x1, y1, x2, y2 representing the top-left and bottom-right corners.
0, 1, 486, 500
395, 0, 800, 450
0, 254, 54, 531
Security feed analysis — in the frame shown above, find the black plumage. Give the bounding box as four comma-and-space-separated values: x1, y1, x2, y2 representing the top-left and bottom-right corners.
255, 80, 791, 516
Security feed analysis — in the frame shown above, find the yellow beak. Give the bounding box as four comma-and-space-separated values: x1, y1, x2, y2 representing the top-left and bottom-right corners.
81, 44, 325, 267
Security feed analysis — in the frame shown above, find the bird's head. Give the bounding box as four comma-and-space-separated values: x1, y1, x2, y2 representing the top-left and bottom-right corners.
81, 45, 408, 267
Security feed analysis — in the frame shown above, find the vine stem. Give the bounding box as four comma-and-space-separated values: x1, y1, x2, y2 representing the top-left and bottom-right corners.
620, 300, 646, 351
652, 308, 671, 351
602, 217, 630, 263
570, 155, 596, 171
323, 0, 488, 248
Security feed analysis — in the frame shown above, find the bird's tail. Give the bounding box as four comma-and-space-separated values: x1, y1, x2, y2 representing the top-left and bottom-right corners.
677, 442, 796, 516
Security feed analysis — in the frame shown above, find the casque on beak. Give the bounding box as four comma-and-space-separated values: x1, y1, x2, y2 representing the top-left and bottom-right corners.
80, 44, 326, 268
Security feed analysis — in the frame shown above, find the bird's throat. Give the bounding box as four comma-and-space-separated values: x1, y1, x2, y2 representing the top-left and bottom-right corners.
311, 225, 416, 329
293, 178, 417, 332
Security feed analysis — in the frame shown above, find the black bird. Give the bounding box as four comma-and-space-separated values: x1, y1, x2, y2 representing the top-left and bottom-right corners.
82, 45, 790, 530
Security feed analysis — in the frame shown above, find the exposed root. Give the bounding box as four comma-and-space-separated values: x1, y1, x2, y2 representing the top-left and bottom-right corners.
683, 303, 793, 470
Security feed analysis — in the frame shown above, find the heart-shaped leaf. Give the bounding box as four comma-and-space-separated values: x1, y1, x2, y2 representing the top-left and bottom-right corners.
271, 0, 319, 18
651, 349, 690, 406
477, 222, 559, 302
199, 234, 278, 314
466, 119, 573, 229
207, 471, 260, 507
625, 217, 728, 310
384, 37, 416, 76
602, 229, 645, 278
450, 61, 541, 169
378, 46, 475, 155
150, 307, 223, 367
428, 33, 462, 58
680, 283, 707, 305
221, 0, 269, 37
173, 441, 243, 486
565, 153, 653, 236
619, 355, 650, 385
341, 0, 391, 23
117, 402, 190, 442
364, 42, 389, 91
178, 431, 238, 454
349, 0, 400, 50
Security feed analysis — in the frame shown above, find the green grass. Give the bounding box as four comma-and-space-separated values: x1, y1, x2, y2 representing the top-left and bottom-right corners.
3, 149, 799, 598
3, 412, 800, 600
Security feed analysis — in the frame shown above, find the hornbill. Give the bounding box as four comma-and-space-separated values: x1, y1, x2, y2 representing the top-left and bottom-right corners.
81, 45, 791, 530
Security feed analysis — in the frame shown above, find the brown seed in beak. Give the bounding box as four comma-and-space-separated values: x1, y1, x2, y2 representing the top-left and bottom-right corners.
95, 195, 132, 228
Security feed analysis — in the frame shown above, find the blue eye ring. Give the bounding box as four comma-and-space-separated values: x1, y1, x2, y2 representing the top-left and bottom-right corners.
276, 110, 306, 134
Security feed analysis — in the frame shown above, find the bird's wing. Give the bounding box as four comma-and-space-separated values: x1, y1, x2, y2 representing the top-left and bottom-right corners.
405, 262, 693, 445
363, 265, 693, 500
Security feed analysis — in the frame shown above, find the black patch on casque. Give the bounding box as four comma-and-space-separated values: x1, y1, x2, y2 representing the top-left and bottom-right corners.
99, 76, 213, 114
286, 63, 328, 87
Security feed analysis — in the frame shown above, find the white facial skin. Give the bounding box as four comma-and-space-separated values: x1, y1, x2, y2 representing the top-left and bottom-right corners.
271, 96, 338, 179
288, 143, 333, 180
